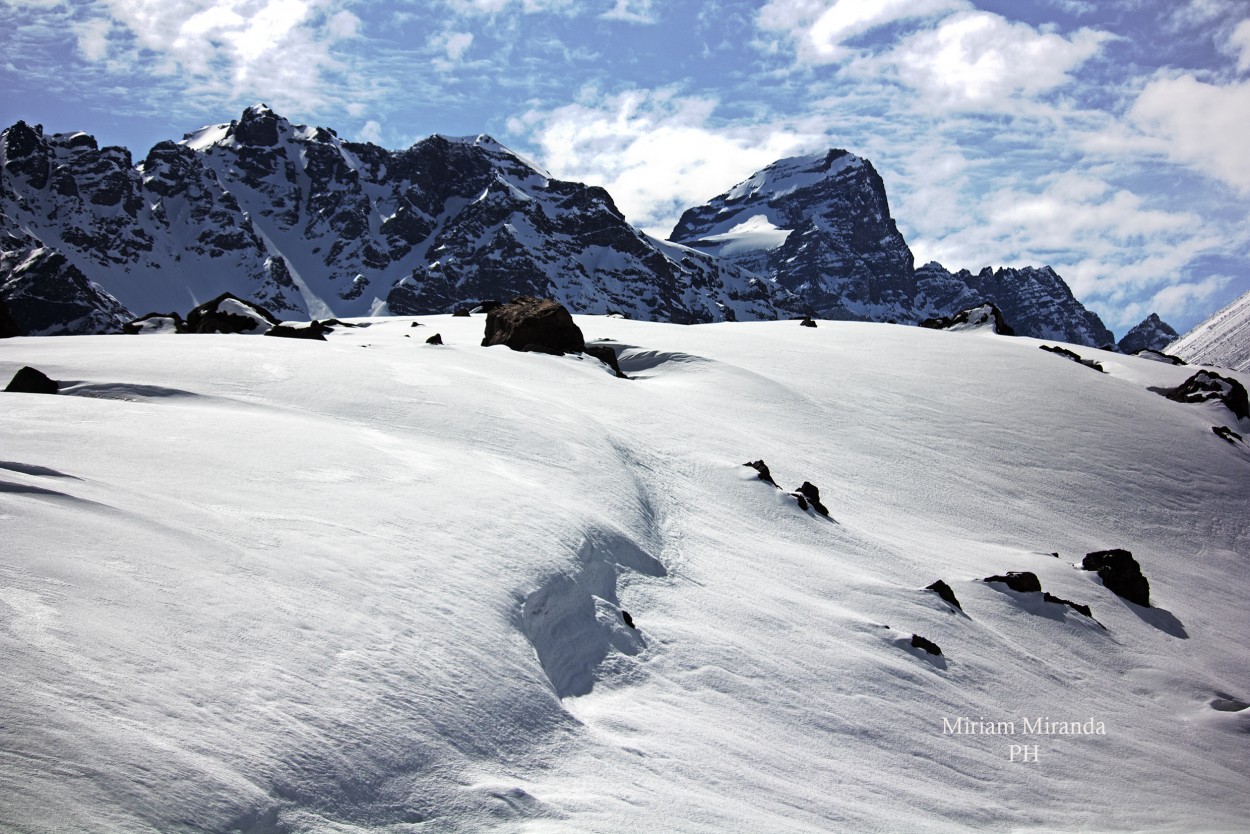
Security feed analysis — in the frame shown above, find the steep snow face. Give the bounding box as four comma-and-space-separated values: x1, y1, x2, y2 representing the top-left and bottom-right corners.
670, 149, 915, 321
2, 319, 1248, 833
1167, 290, 1250, 372
1118, 313, 1179, 355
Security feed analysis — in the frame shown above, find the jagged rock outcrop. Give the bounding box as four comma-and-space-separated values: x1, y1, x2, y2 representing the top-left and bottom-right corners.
984, 571, 1043, 593
1118, 313, 1178, 354
1157, 370, 1249, 423
186, 292, 279, 335
1082, 549, 1150, 607
1, 107, 778, 334
920, 302, 1015, 336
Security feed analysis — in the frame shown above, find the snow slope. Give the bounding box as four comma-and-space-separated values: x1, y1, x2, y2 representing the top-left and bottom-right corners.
1167, 290, 1250, 372
2, 318, 1248, 833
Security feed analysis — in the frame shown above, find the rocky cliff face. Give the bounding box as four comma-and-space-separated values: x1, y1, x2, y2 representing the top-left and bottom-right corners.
1117, 313, 1179, 354
0, 106, 777, 333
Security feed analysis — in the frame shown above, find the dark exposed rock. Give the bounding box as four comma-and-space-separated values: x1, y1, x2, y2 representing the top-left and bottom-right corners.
321, 318, 363, 329
744, 459, 778, 487
122, 312, 186, 334
410, 321, 423, 327
584, 344, 627, 378
621, 610, 636, 629
1042, 592, 1093, 619
1039, 344, 1105, 373
1213, 425, 1244, 444
910, 634, 942, 656
481, 297, 585, 354
453, 308, 471, 317
5, 366, 58, 394
0, 294, 23, 337
925, 580, 962, 611
1134, 349, 1186, 365
793, 481, 830, 516
983, 571, 1042, 593
920, 302, 1015, 336
1157, 371, 1249, 422
1083, 549, 1150, 607
426, 333, 443, 345
1118, 313, 1179, 355
186, 292, 279, 334
800, 316, 817, 328
265, 321, 331, 340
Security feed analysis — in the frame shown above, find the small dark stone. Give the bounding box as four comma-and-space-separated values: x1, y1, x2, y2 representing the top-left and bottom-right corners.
321, 318, 361, 329
910, 634, 942, 656
621, 610, 636, 629
426, 333, 443, 345
1043, 592, 1093, 619
452, 308, 471, 317
5, 366, 58, 394
794, 494, 809, 511
481, 297, 585, 354
794, 481, 829, 516
1039, 344, 1105, 373
926, 580, 962, 611
410, 321, 423, 328
1082, 549, 1151, 607
1213, 425, 1244, 444
744, 460, 778, 487
983, 571, 1042, 593
584, 344, 627, 378
800, 316, 817, 328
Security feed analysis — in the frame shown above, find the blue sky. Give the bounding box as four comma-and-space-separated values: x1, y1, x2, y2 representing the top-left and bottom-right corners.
2, 0, 1249, 335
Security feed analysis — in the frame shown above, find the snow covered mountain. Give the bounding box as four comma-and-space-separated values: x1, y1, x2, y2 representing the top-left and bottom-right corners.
2, 316, 1248, 832
1167, 290, 1250, 372
1118, 312, 1180, 355
0, 106, 777, 332
669, 151, 1115, 346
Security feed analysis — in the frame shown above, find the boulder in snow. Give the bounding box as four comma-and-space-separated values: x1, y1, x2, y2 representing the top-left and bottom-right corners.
800, 316, 817, 328
983, 571, 1042, 593
1082, 549, 1150, 607
5, 365, 58, 394
1157, 371, 1249, 423
910, 634, 942, 656
926, 580, 962, 611
481, 296, 585, 354
1213, 426, 1244, 445
122, 312, 186, 335
793, 481, 830, 516
426, 333, 444, 345
186, 292, 279, 335
1134, 349, 1186, 365
920, 302, 1015, 336
265, 321, 331, 340
744, 459, 778, 487
1042, 592, 1093, 620
584, 344, 627, 378
1039, 344, 1105, 373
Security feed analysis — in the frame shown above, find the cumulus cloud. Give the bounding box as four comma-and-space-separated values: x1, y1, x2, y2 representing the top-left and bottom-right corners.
1128, 72, 1250, 194
510, 87, 817, 236
876, 11, 1111, 111
757, 0, 967, 63
602, 0, 657, 25
430, 30, 475, 66
68, 0, 363, 111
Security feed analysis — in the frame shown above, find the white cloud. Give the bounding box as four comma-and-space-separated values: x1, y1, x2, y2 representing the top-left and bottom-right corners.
879, 11, 1110, 111
758, 0, 967, 63
1228, 18, 1250, 72
430, 30, 475, 65
1128, 72, 1250, 194
601, 0, 656, 25
71, 0, 363, 111
358, 119, 383, 144
511, 88, 817, 236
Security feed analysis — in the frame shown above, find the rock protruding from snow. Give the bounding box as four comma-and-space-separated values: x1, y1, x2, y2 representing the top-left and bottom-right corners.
910, 634, 942, 656
984, 571, 1042, 593
1040, 344, 1106, 373
925, 580, 962, 611
1082, 549, 1151, 607
920, 302, 1015, 336
584, 344, 627, 378
1212, 425, 1244, 445
800, 316, 817, 328
1166, 290, 1250, 373
265, 321, 331, 341
186, 292, 279, 335
1158, 370, 1250, 423
1118, 313, 1178, 355
793, 481, 830, 516
482, 297, 584, 354
1135, 349, 1186, 365
744, 459, 778, 487
425, 333, 444, 345
122, 312, 187, 335
5, 365, 58, 394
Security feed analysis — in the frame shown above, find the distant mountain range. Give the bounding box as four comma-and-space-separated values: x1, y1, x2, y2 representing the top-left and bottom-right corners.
0, 105, 1178, 349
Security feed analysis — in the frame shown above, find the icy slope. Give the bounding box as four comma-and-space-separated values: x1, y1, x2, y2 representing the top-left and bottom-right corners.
1167, 289, 1250, 372
1, 318, 1248, 833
